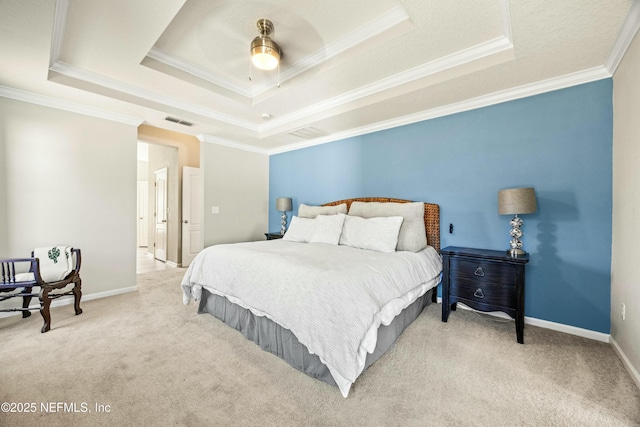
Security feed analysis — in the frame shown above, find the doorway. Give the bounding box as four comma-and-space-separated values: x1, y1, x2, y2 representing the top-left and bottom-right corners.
135, 126, 202, 273
136, 141, 178, 273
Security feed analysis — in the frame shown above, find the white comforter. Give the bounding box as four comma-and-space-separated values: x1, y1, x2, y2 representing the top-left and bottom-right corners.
181, 240, 442, 397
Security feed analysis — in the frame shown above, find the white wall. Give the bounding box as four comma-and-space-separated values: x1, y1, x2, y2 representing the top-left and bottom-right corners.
0, 97, 138, 311
202, 142, 269, 245
612, 30, 640, 383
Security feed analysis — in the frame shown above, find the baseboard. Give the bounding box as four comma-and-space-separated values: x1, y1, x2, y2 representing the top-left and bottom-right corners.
0, 286, 138, 319
436, 298, 610, 342
166, 261, 178, 268
610, 337, 640, 391
80, 286, 138, 302
524, 316, 610, 342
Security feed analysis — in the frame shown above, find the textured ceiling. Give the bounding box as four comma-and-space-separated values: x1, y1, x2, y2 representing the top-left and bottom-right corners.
0, 0, 637, 153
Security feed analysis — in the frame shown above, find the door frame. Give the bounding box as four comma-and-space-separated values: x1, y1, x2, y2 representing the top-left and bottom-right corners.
136, 181, 149, 247
181, 166, 203, 267
154, 167, 168, 262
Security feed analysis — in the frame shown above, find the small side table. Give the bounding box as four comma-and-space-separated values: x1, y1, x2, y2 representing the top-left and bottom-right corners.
441, 246, 529, 344
265, 232, 284, 240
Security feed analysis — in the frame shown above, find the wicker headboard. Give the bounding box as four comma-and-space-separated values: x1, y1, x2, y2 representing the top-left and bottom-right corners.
322, 197, 440, 252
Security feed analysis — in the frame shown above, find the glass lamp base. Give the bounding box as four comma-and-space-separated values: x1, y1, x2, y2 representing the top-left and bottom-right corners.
506, 214, 526, 258
507, 248, 527, 257
280, 212, 287, 235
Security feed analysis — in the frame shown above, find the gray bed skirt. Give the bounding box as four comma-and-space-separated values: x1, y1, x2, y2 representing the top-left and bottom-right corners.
198, 287, 435, 387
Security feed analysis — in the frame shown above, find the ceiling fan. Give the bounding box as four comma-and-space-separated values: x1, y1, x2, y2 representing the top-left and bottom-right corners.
249, 18, 282, 86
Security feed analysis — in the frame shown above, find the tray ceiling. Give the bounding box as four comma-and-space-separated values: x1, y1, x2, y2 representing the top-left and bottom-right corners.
0, 0, 637, 153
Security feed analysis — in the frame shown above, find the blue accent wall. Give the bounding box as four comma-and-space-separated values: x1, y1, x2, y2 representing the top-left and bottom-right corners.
270, 80, 613, 334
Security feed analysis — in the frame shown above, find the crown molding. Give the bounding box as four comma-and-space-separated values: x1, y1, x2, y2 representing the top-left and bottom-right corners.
260, 34, 514, 135
145, 5, 411, 100
0, 85, 143, 126
198, 134, 269, 155
267, 66, 611, 155
49, 31, 512, 138
252, 5, 412, 97
49, 0, 70, 67
605, 0, 640, 74
48, 0, 513, 137
47, 0, 618, 155
260, 0, 513, 134
4, 64, 608, 154
49, 1, 258, 130
49, 61, 260, 131
145, 47, 254, 99
500, 0, 513, 43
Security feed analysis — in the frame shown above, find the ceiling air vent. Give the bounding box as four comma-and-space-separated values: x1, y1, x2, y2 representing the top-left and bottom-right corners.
288, 126, 328, 139
164, 116, 195, 127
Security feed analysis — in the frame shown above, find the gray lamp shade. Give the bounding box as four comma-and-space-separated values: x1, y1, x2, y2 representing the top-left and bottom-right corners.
276, 197, 292, 212
498, 187, 537, 215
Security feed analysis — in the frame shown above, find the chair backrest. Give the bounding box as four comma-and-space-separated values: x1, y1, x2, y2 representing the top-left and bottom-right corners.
1, 258, 38, 286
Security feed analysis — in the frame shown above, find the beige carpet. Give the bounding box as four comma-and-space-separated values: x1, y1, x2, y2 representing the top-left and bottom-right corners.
1, 268, 639, 427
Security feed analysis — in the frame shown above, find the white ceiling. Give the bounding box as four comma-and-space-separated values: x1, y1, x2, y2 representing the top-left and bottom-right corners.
1, 0, 638, 154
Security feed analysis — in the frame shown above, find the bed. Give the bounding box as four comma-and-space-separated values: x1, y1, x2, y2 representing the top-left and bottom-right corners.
181, 197, 442, 397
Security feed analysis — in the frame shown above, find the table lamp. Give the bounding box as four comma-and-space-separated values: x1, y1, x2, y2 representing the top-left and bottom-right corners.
498, 187, 537, 257
276, 197, 292, 235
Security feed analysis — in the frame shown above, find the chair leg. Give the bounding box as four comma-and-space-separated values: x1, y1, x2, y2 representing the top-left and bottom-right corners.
22, 287, 32, 318
72, 277, 82, 315
39, 287, 52, 333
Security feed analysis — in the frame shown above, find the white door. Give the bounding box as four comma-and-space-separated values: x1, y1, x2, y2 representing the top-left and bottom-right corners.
137, 181, 149, 247
182, 166, 203, 267
154, 167, 168, 262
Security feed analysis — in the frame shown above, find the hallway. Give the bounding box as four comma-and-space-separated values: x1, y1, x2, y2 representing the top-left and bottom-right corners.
136, 248, 175, 274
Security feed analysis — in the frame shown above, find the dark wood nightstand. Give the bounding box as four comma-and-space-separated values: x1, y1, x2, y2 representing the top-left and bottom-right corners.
441, 246, 529, 344
265, 232, 284, 240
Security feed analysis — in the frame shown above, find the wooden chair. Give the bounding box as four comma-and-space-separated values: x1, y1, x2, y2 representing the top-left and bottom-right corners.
0, 248, 82, 333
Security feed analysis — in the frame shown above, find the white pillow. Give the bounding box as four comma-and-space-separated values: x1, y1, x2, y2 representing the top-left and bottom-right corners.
339, 216, 404, 253
310, 213, 346, 245
282, 216, 316, 243
348, 202, 427, 252
298, 203, 347, 219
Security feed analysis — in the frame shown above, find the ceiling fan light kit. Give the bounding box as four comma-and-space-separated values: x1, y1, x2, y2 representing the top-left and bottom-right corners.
250, 19, 281, 71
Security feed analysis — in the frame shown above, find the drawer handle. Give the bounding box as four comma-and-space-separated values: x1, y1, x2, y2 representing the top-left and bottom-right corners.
474, 267, 485, 277
474, 288, 485, 299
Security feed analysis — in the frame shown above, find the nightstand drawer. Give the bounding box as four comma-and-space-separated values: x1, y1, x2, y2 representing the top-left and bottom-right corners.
450, 258, 516, 287
450, 280, 515, 309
